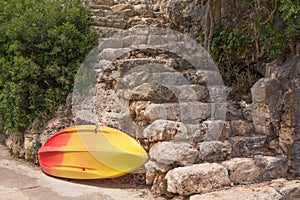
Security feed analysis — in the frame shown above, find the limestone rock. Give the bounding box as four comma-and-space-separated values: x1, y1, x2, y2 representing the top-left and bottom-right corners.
254, 155, 288, 180
198, 141, 232, 162
230, 136, 267, 157
143, 119, 189, 142
5, 133, 24, 159
127, 83, 177, 103
251, 57, 300, 175
144, 160, 171, 185
165, 163, 230, 195
225, 101, 244, 120
230, 119, 255, 136
251, 78, 283, 110
222, 158, 260, 184
190, 186, 281, 200
239, 100, 253, 121
143, 102, 211, 124
149, 141, 198, 166
92, 0, 116, 6
251, 103, 273, 137
111, 3, 132, 11
271, 179, 300, 200
193, 120, 231, 143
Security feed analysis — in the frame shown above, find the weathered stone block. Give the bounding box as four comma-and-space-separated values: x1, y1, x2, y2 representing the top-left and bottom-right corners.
193, 120, 231, 142
143, 119, 189, 142
149, 141, 198, 166
143, 102, 211, 124
271, 179, 300, 200
144, 160, 171, 185
165, 163, 230, 195
111, 3, 132, 11
230, 119, 255, 136
230, 136, 267, 157
254, 155, 288, 180
198, 141, 232, 162
222, 158, 260, 184
251, 78, 283, 110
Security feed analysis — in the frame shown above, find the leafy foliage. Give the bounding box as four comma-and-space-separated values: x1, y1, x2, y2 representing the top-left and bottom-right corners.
210, 27, 262, 101
201, 0, 299, 101
0, 0, 98, 136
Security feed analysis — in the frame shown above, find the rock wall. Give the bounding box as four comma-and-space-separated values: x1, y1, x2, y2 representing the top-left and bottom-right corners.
251, 56, 300, 176
4, 0, 300, 198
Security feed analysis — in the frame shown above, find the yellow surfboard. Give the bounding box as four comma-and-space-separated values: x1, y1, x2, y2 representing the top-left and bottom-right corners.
38, 125, 148, 179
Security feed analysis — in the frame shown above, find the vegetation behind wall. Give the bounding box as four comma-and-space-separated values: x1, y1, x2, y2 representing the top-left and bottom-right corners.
0, 0, 98, 137
200, 0, 299, 101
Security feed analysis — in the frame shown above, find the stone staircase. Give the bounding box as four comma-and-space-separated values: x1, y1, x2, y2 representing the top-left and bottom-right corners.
75, 0, 298, 199
86, 0, 166, 38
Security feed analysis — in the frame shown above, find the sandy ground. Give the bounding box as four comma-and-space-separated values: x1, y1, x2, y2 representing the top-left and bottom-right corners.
0, 145, 165, 200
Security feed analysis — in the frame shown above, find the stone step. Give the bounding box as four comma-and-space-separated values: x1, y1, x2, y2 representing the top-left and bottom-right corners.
127, 17, 165, 29
144, 132, 270, 164
87, 0, 116, 7
110, 70, 209, 87
190, 178, 300, 200
119, 84, 209, 102
92, 16, 164, 30
230, 135, 269, 157
91, 26, 123, 38
162, 156, 288, 196
92, 16, 128, 29
92, 8, 163, 21
87, 4, 113, 11
142, 102, 214, 124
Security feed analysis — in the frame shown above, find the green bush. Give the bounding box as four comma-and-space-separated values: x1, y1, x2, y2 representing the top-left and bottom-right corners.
0, 0, 98, 136
210, 27, 262, 101
203, 0, 299, 101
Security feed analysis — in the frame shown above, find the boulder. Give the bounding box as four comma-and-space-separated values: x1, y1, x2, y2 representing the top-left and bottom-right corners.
143, 119, 189, 142
271, 179, 300, 200
222, 158, 260, 184
149, 141, 198, 166
144, 160, 171, 185
111, 3, 133, 11
230, 136, 267, 157
198, 141, 232, 162
143, 102, 212, 124
165, 163, 230, 195
251, 56, 300, 175
254, 155, 288, 180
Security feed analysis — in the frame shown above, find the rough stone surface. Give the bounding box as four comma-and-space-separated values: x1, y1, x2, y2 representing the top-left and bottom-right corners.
193, 120, 231, 143
143, 102, 212, 124
149, 141, 198, 166
144, 160, 171, 185
222, 158, 260, 184
190, 185, 282, 200
230, 119, 255, 136
165, 163, 230, 195
230, 136, 267, 157
251, 56, 300, 175
142, 119, 189, 142
197, 141, 232, 162
254, 155, 288, 180
271, 179, 300, 200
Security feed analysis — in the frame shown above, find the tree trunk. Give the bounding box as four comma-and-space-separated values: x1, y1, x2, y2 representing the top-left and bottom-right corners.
204, 0, 222, 52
